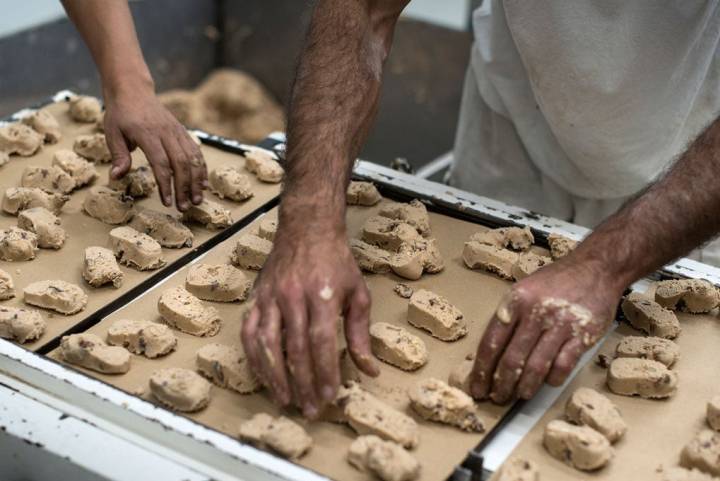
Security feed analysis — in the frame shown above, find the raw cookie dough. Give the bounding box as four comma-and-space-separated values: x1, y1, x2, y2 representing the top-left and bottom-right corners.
333, 382, 419, 449
129, 209, 193, 248
0, 150, 8, 167
654, 279, 720, 313
407, 289, 467, 341
565, 387, 627, 443
21, 109, 61, 143
614, 335, 679, 367
23, 280, 87, 315
68, 95, 102, 123
195, 343, 260, 393
257, 216, 277, 241
347, 435, 420, 481
606, 357, 678, 399
463, 241, 519, 280
2, 187, 68, 215
83, 246, 124, 288
681, 429, 720, 476
106, 319, 177, 358
158, 286, 221, 336
362, 216, 421, 251
21, 166, 75, 194
448, 353, 475, 395
73, 133, 111, 163
378, 199, 431, 236
108, 165, 157, 198
0, 269, 14, 300
181, 199, 233, 229
346, 181, 382, 206
621, 292, 681, 339
707, 396, 720, 431
17, 207, 66, 249
408, 378, 485, 432
231, 234, 272, 270
370, 322, 428, 371
543, 419, 613, 471
244, 149, 284, 183
0, 123, 43, 156
512, 252, 552, 281
149, 367, 211, 412
662, 467, 720, 481
109, 226, 165, 270
208, 165, 253, 201
495, 458, 540, 481
394, 283, 413, 299
470, 226, 534, 252
185, 264, 251, 302
547, 233, 578, 259
83, 186, 135, 225
0, 306, 45, 343
239, 413, 312, 459
351, 239, 392, 273
60, 333, 130, 374
52, 149, 97, 188
0, 226, 38, 261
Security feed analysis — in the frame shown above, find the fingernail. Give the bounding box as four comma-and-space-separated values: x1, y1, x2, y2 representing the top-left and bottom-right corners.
304, 403, 318, 419
163, 196, 171, 206
202, 180, 209, 188
321, 385, 335, 402
179, 202, 189, 211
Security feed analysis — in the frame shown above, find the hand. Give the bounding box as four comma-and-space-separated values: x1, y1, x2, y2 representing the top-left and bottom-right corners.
103, 80, 207, 211
241, 225, 379, 418
470, 258, 623, 404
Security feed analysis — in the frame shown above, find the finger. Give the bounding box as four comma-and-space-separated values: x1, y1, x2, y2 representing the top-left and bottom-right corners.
176, 128, 206, 204
547, 337, 585, 386
241, 304, 263, 385
308, 292, 342, 404
516, 328, 569, 400
162, 135, 192, 211
257, 301, 291, 406
343, 287, 379, 377
105, 126, 132, 180
136, 136, 173, 206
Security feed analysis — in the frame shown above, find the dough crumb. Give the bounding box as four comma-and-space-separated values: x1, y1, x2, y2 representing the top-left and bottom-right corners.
231, 234, 272, 270
195, 343, 260, 393
182, 199, 233, 229
393, 283, 413, 299
409, 378, 485, 432
185, 264, 251, 302
463, 241, 519, 280
209, 165, 253, 201
68, 95, 102, 123
21, 109, 61, 144
239, 413, 312, 459
565, 387, 627, 443
470, 226, 534, 252
708, 396, 720, 431
83, 186, 135, 225
158, 286, 221, 336
109, 226, 165, 271
543, 419, 613, 471
129, 209, 193, 248
0, 226, 38, 261
106, 319, 177, 358
83, 246, 124, 288
0, 306, 45, 343
347, 181, 382, 206
407, 289, 466, 341
149, 367, 211, 412
21, 166, 75, 194
448, 353, 475, 395
347, 435, 420, 481
23, 280, 88, 315
73, 133, 111, 163
606, 357, 678, 399
621, 292, 680, 339
370, 322, 428, 371
547, 233, 578, 260
108, 165, 156, 198
681, 429, 720, 476
0, 269, 15, 300
2, 187, 68, 215
495, 457, 540, 481
17, 207, 66, 249
52, 149, 98, 188
60, 333, 130, 374
655, 279, 720, 314
0, 123, 43, 156
378, 199, 430, 236
615, 335, 679, 367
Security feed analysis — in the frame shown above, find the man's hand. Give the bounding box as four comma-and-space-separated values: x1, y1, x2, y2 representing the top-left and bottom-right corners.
241, 226, 379, 419
470, 258, 623, 404
104, 83, 207, 211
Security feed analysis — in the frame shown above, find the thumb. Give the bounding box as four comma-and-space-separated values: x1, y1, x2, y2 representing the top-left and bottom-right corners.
106, 127, 132, 180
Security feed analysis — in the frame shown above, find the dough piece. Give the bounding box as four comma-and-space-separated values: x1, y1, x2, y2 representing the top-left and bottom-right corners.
408, 378, 485, 432
334, 382, 419, 448
0, 306, 45, 343
394, 283, 413, 299
23, 280, 87, 315
543, 420, 613, 471
370, 322, 428, 371
362, 216, 421, 251
655, 279, 720, 313
231, 234, 272, 270
389, 238, 444, 280
470, 226, 534, 252
347, 181, 382, 206
108, 165, 156, 198
347, 435, 420, 481
512, 252, 552, 281
0, 269, 14, 300
257, 216, 277, 241
244, 148, 275, 172
21, 109, 61, 143
83, 246, 124, 288
83, 186, 135, 225
158, 286, 221, 336
69, 95, 102, 123
60, 333, 130, 374
463, 241, 519, 280
378, 199, 431, 236
707, 396, 720, 431
606, 357, 678, 399
2, 187, 68, 215
73, 133, 111, 163
495, 458, 540, 481
621, 292, 680, 339
106, 319, 177, 358
51, 149, 97, 188
547, 233, 578, 259
350, 239, 393, 273
21, 166, 75, 194
256, 159, 284, 183
195, 343, 260, 393
181, 199, 233, 229
662, 467, 720, 481
614, 335, 679, 367
565, 387, 627, 443
0, 227, 38, 261
17, 207, 66, 249
682, 429, 720, 476
149, 367, 211, 412
129, 209, 193, 248
407, 289, 467, 341
209, 166, 253, 201
0, 123, 43, 156
448, 353, 475, 395
239, 413, 312, 459
186, 264, 251, 302
0, 151, 7, 167
109, 226, 165, 270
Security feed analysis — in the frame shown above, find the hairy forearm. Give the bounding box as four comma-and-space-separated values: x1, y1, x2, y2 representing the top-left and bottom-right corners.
570, 117, 720, 291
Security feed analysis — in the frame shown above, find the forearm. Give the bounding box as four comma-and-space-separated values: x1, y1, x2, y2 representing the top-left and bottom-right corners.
569, 117, 720, 291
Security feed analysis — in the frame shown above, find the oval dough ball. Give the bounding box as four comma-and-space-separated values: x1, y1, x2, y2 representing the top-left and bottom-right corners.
129, 209, 193, 248
23, 279, 88, 315
379, 199, 430, 236
543, 419, 613, 471
60, 333, 130, 374
239, 413, 312, 460
655, 279, 720, 314
17, 207, 66, 249
565, 387, 627, 443
495, 458, 540, 481
0, 226, 38, 261
181, 199, 233, 229
0, 306, 45, 344
681, 429, 720, 476
408, 378, 485, 432
346, 181, 382, 206
83, 186, 135, 225
547, 233, 578, 259
106, 319, 177, 358
621, 292, 681, 339
614, 335, 679, 367
195, 343, 260, 393
347, 435, 420, 481
606, 357, 678, 399
73, 133, 111, 163
149, 367, 211, 412
0, 123, 43, 156
230, 233, 272, 270
462, 241, 519, 280
21, 166, 76, 194
0, 268, 14, 300
109, 226, 165, 271
209, 166, 253, 201
158, 286, 221, 336
52, 149, 97, 188
407, 289, 467, 341
2, 187, 69, 216
185, 264, 251, 302
69, 95, 102, 123
83, 246, 124, 288
370, 322, 428, 371
21, 109, 62, 143
108, 165, 156, 198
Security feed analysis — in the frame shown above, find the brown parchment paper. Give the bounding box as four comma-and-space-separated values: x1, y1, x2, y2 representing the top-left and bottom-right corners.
493, 312, 720, 481
49, 200, 538, 481
0, 101, 280, 351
